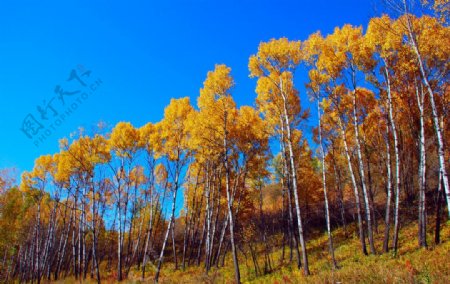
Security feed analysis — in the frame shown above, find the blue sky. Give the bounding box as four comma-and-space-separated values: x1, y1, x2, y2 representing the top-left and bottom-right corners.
0, 0, 376, 176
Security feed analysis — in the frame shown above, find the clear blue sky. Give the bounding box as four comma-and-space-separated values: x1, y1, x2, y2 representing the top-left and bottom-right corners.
0, 0, 376, 176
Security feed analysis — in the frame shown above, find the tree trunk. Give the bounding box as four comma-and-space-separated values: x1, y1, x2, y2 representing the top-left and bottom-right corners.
435, 172, 443, 244
155, 167, 180, 283
91, 180, 101, 284
280, 84, 309, 275
223, 109, 241, 283
204, 168, 212, 272
117, 192, 123, 281
351, 87, 376, 254
280, 127, 301, 268
383, 64, 401, 253
171, 223, 178, 270
337, 116, 367, 255
331, 145, 347, 237
317, 101, 338, 268
142, 181, 156, 279
416, 82, 427, 248
383, 121, 393, 253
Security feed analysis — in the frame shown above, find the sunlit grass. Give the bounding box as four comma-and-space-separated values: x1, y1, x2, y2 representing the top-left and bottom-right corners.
62, 220, 449, 283
157, 220, 449, 284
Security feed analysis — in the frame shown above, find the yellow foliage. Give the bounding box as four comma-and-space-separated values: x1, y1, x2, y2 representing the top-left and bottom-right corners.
110, 122, 140, 158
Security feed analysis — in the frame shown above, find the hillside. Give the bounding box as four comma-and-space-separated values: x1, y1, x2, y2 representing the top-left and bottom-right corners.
51, 219, 449, 284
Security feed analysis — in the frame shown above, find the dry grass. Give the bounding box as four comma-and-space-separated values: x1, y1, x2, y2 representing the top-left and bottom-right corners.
152, 220, 450, 284
49, 219, 450, 283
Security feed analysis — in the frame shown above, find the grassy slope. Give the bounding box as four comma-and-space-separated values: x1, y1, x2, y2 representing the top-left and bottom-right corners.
56, 220, 450, 283
139, 220, 450, 284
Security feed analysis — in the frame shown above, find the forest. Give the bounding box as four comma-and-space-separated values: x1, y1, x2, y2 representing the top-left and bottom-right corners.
0, 1, 449, 283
